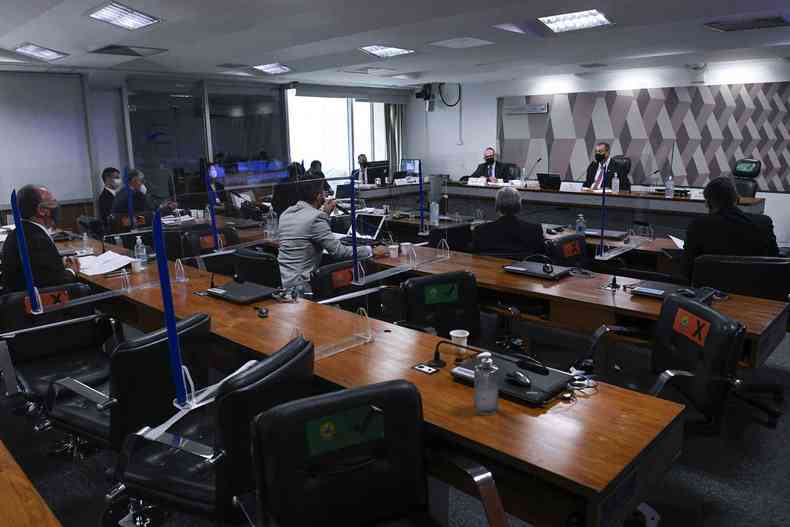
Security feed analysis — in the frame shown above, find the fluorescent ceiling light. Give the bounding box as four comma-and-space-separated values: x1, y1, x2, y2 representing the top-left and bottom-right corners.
169, 94, 193, 98
493, 23, 526, 34
430, 37, 495, 49
14, 43, 68, 61
89, 2, 160, 30
360, 45, 414, 58
253, 63, 291, 74
538, 9, 612, 33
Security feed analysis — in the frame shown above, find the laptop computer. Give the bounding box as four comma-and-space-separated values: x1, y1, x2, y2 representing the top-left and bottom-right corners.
584, 228, 628, 240
503, 261, 573, 280
333, 214, 385, 244
537, 173, 562, 191
629, 280, 716, 304
207, 279, 276, 304
451, 353, 572, 407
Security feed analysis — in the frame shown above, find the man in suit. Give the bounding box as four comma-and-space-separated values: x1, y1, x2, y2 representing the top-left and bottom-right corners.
1, 185, 79, 292
472, 186, 544, 256
582, 142, 631, 191
469, 147, 512, 183
111, 168, 157, 215
682, 176, 778, 279
351, 154, 371, 185
97, 166, 121, 227
307, 160, 333, 195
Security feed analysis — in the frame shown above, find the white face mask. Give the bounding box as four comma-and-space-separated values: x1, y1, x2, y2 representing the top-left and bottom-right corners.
109, 178, 121, 190
139, 184, 147, 195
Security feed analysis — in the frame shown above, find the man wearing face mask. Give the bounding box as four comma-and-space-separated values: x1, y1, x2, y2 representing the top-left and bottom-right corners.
583, 142, 631, 191
469, 147, 511, 183
1, 185, 80, 292
351, 154, 371, 185
98, 167, 121, 228
110, 168, 178, 216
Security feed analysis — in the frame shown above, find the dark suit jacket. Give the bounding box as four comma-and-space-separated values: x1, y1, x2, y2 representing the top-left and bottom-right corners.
351, 168, 376, 185
471, 215, 545, 256
98, 188, 115, 227
1, 221, 74, 292
111, 187, 156, 214
470, 162, 513, 182
682, 207, 779, 279
582, 159, 631, 191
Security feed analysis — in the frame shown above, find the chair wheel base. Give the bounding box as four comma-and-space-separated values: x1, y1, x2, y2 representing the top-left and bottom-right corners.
101, 497, 169, 527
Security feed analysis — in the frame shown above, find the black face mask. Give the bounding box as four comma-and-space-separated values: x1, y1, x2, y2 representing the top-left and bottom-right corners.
485, 157, 495, 165
594, 152, 606, 163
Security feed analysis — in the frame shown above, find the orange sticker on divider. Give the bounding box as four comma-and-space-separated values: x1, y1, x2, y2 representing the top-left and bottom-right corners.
330, 268, 354, 290
24, 290, 71, 314
672, 308, 711, 347
562, 241, 582, 258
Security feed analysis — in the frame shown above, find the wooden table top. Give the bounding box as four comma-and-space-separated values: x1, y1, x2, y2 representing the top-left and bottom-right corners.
0, 440, 61, 527
542, 227, 679, 254
63, 238, 684, 497
375, 246, 788, 339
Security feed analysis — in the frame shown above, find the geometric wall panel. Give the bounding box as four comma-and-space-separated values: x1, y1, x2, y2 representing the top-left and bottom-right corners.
498, 82, 790, 190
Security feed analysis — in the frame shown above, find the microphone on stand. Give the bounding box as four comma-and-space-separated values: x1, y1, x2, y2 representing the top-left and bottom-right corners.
521, 157, 543, 183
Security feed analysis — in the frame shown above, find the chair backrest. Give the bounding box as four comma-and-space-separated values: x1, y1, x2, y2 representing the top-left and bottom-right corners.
109, 313, 211, 450
213, 335, 314, 514
0, 283, 111, 363
310, 259, 364, 301
401, 271, 479, 339
107, 212, 153, 234
734, 178, 757, 198
544, 233, 587, 267
653, 294, 744, 416
733, 158, 761, 179
692, 255, 790, 302
610, 155, 632, 176
234, 248, 281, 287
252, 380, 425, 527
428, 225, 472, 252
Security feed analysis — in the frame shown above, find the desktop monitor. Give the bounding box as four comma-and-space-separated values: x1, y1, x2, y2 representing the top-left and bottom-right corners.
401, 158, 421, 175
366, 160, 389, 184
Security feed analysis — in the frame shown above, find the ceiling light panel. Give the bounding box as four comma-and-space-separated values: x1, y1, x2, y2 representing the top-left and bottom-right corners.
253, 63, 291, 74
430, 37, 495, 49
89, 2, 160, 30
538, 9, 612, 33
14, 43, 67, 61
360, 45, 414, 58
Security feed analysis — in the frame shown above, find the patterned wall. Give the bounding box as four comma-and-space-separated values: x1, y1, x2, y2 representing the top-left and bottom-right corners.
498, 82, 790, 190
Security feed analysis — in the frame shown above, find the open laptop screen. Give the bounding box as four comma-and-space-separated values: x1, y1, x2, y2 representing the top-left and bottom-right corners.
348, 214, 385, 238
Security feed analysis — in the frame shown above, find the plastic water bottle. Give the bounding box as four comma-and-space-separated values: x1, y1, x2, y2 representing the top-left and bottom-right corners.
611, 173, 620, 193
81, 232, 89, 251
665, 174, 674, 199
134, 236, 147, 270
575, 214, 586, 234
474, 352, 499, 415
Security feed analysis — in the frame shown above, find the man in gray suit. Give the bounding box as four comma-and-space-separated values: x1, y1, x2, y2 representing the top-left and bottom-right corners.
277, 178, 376, 291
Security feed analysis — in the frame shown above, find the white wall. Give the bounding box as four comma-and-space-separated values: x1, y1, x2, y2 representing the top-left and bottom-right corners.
88, 88, 128, 186
404, 59, 790, 243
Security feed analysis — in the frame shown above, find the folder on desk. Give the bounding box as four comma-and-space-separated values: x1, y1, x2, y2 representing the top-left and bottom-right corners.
503, 261, 573, 280
207, 280, 276, 304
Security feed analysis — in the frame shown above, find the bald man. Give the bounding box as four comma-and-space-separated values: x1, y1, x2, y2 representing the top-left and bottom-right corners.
1, 185, 79, 292
469, 147, 511, 182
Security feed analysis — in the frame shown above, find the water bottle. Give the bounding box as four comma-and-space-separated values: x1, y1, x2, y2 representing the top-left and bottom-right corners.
430, 201, 440, 225
665, 174, 674, 199
475, 352, 499, 415
134, 236, 147, 270
113, 235, 122, 246
575, 214, 586, 234
81, 232, 89, 251
611, 173, 620, 193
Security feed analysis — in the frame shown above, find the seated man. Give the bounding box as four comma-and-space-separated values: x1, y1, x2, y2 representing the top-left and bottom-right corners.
683, 176, 778, 279
471, 186, 544, 256
1, 185, 79, 292
98, 166, 121, 227
307, 159, 333, 195
277, 178, 378, 291
469, 147, 512, 183
111, 169, 156, 215
582, 142, 631, 191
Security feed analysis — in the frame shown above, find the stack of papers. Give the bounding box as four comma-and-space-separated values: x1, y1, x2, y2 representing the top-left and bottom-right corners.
78, 251, 136, 276
668, 235, 685, 249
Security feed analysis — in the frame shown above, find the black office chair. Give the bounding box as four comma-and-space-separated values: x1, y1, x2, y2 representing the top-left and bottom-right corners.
184, 227, 240, 275
77, 215, 104, 240
586, 294, 780, 429
544, 233, 587, 267
610, 155, 632, 188
692, 255, 790, 302
234, 248, 281, 287
733, 158, 761, 198
251, 380, 509, 527
429, 224, 472, 252
0, 283, 119, 412
400, 271, 480, 343
107, 336, 314, 524
46, 313, 211, 452
107, 212, 153, 235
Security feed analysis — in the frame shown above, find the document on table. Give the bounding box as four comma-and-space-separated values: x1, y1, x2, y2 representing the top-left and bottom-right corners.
668, 235, 685, 249
78, 251, 136, 276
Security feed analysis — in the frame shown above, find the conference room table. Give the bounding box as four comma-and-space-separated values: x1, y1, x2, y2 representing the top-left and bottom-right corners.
375, 246, 789, 368
52, 237, 684, 527
0, 440, 61, 527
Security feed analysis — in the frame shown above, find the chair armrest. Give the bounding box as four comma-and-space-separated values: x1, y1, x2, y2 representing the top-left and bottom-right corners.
135, 427, 223, 464
649, 369, 694, 396
396, 320, 437, 335
588, 324, 641, 359
54, 377, 117, 411
432, 452, 510, 527
0, 313, 104, 341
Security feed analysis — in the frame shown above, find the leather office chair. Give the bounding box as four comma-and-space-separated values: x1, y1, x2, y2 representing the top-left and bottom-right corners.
429, 224, 472, 252
692, 255, 790, 302
251, 380, 509, 527
107, 336, 314, 524
185, 227, 240, 275
544, 233, 587, 267
46, 313, 211, 452
733, 158, 761, 198
309, 259, 389, 318
0, 283, 118, 411
400, 271, 480, 342
107, 212, 153, 236
586, 294, 779, 429
734, 179, 757, 199
235, 248, 282, 288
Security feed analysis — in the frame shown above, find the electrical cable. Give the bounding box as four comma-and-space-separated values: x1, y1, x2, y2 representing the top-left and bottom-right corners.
438, 83, 462, 107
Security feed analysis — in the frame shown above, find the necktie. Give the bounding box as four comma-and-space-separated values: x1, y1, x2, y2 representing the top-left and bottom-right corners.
489, 164, 494, 179
593, 162, 606, 189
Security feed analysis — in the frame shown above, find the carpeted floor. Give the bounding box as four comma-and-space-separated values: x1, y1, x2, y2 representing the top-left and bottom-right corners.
2, 335, 789, 526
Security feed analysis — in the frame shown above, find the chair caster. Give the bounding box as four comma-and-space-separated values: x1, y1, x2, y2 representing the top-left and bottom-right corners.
47, 434, 94, 460
101, 497, 168, 527
34, 419, 52, 432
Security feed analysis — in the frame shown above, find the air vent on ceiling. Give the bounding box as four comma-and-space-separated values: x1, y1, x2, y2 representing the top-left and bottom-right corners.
705, 16, 790, 32
91, 45, 166, 57
579, 63, 608, 68
344, 67, 397, 76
